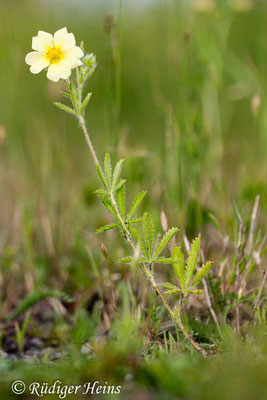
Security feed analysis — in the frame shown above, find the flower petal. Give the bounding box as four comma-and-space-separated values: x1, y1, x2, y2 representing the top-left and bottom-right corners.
25, 51, 50, 74
70, 58, 83, 68
46, 62, 72, 82
53, 27, 75, 50
64, 55, 83, 69
65, 46, 84, 59
32, 31, 53, 52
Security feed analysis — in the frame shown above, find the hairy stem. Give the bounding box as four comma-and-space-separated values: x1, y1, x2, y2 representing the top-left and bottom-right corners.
111, 173, 204, 353
78, 115, 99, 166
67, 78, 205, 354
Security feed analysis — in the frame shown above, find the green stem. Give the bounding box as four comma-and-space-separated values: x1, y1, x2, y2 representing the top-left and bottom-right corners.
78, 115, 99, 166
67, 78, 204, 354
175, 299, 206, 354
110, 189, 204, 354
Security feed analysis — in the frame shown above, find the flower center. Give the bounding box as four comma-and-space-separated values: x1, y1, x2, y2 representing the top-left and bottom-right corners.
46, 46, 64, 64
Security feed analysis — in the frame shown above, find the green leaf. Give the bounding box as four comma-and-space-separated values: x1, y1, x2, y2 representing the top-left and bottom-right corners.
127, 191, 147, 220
127, 227, 150, 262
69, 81, 78, 111
94, 189, 107, 196
185, 235, 200, 288
172, 246, 185, 290
112, 159, 124, 190
119, 256, 147, 263
161, 282, 181, 295
78, 64, 84, 85
81, 92, 92, 112
208, 212, 220, 230
192, 261, 213, 287
96, 165, 108, 189
128, 224, 148, 259
104, 153, 112, 188
96, 192, 116, 217
114, 179, 126, 192
119, 257, 133, 263
129, 217, 143, 224
154, 257, 174, 264
153, 227, 178, 260
128, 225, 139, 243
188, 289, 203, 295
142, 212, 155, 258
165, 289, 182, 295
84, 66, 96, 81
161, 282, 178, 290
54, 102, 77, 116
117, 184, 126, 219
96, 223, 119, 233
60, 91, 71, 99
8, 290, 73, 321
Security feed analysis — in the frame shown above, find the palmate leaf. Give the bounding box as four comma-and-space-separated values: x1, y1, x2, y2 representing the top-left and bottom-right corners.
112, 159, 124, 190
185, 235, 200, 288
192, 261, 213, 287
142, 212, 155, 258
153, 227, 178, 260
127, 191, 147, 220
104, 153, 112, 188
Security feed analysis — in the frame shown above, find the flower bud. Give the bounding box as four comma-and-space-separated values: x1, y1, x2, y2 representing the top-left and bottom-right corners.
83, 53, 96, 69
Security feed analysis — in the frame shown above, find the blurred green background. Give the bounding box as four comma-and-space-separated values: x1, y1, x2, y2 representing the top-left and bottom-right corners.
0, 1, 266, 399
1, 0, 266, 236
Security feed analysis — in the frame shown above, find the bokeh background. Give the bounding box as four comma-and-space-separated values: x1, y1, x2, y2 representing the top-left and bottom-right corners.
0, 1, 266, 399
1, 0, 266, 240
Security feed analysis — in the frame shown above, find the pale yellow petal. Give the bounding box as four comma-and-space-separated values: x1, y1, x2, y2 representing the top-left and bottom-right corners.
65, 46, 84, 59
64, 54, 83, 69
25, 51, 50, 74
46, 62, 72, 82
53, 27, 75, 49
32, 31, 53, 52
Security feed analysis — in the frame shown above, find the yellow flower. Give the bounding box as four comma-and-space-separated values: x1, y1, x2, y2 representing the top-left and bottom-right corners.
25, 27, 84, 82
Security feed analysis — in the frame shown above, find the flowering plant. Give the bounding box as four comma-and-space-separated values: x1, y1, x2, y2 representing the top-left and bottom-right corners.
26, 28, 213, 354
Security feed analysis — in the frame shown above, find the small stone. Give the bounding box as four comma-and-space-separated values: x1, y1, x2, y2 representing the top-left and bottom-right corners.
81, 343, 92, 354
125, 374, 134, 381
